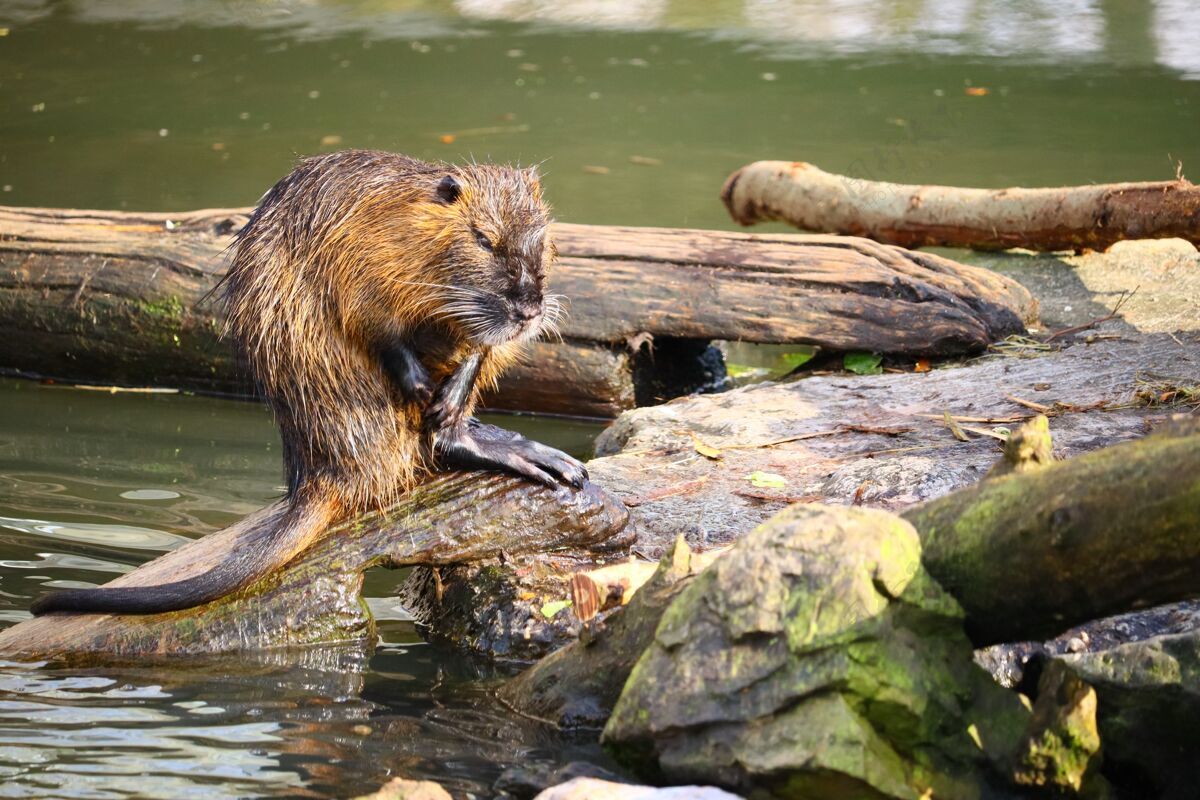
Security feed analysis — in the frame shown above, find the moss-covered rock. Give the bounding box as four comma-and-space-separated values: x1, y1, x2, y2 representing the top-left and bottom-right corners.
1010, 660, 1103, 794
602, 504, 1029, 800
1054, 630, 1200, 798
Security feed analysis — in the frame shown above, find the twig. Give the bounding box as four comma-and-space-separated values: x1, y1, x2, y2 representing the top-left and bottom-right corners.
1044, 288, 1137, 342
623, 476, 710, 507
1005, 395, 1053, 413
733, 489, 822, 504
943, 410, 971, 442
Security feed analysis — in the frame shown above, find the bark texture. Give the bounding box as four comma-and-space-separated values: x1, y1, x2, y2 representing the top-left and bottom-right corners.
0, 206, 1033, 416
722, 160, 1200, 251
905, 416, 1200, 646
0, 472, 629, 661
428, 333, 1199, 659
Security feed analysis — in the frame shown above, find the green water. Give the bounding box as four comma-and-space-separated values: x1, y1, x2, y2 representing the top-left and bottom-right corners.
1, 1, 1199, 796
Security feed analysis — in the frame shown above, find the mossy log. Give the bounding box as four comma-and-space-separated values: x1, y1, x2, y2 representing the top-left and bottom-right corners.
722, 160, 1200, 251
904, 417, 1200, 646
0, 205, 1033, 417
0, 472, 630, 662
499, 416, 1200, 727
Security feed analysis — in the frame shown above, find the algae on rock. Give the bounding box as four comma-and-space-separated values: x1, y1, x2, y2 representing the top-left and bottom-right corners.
1054, 630, 1200, 798
602, 504, 1029, 800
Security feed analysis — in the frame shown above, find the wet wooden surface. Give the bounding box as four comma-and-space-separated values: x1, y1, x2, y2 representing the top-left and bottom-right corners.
0, 206, 1035, 416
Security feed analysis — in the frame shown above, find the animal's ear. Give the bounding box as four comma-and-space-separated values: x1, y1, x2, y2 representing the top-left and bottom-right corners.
435, 175, 462, 204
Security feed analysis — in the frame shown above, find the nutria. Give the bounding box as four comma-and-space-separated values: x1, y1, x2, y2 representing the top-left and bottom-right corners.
30, 150, 586, 615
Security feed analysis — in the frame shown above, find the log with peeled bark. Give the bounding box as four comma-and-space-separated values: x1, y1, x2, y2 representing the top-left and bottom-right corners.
721, 160, 1200, 251
0, 205, 1034, 417
0, 468, 630, 662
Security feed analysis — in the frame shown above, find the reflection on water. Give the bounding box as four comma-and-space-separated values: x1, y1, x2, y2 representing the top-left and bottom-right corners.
0, 378, 607, 797
1, 0, 1197, 228
0, 643, 608, 798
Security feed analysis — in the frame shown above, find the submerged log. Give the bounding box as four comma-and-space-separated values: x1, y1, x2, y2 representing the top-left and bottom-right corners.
0, 205, 1033, 416
0, 471, 630, 661
905, 415, 1200, 646
721, 160, 1200, 251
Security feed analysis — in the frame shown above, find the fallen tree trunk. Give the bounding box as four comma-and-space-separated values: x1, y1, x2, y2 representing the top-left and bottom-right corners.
428, 333, 1199, 660
904, 416, 1200, 646
721, 160, 1200, 251
499, 417, 1200, 729
0, 206, 1034, 417
0, 468, 630, 662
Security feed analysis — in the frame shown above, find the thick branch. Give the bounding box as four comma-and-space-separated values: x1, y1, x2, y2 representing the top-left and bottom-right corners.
0, 207, 1035, 419
904, 418, 1200, 646
721, 160, 1200, 251
0, 472, 629, 662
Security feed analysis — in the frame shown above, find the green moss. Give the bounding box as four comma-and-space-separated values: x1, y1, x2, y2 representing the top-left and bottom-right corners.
135, 295, 185, 322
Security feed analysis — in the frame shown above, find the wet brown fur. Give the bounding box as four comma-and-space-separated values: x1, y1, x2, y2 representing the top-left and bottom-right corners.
29, 150, 558, 615
225, 149, 553, 513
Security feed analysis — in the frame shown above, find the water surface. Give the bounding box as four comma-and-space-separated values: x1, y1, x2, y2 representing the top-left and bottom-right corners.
1, 2, 1198, 796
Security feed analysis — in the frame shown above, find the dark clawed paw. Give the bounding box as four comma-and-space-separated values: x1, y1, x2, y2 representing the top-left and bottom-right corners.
437, 428, 589, 490
509, 438, 588, 490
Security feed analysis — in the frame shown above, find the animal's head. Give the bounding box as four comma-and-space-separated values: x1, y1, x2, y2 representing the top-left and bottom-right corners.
406, 163, 557, 347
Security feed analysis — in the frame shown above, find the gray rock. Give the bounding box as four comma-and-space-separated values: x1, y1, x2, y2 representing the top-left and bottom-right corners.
603, 504, 1029, 799
533, 778, 742, 800
1054, 629, 1200, 798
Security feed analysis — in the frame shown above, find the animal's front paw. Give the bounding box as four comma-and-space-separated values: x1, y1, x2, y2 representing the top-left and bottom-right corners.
505, 438, 588, 489
436, 424, 589, 490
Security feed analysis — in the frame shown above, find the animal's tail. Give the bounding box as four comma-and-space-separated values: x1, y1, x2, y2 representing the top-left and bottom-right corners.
29, 493, 339, 616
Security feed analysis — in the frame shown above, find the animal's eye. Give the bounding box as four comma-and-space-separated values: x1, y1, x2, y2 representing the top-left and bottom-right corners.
473, 228, 494, 253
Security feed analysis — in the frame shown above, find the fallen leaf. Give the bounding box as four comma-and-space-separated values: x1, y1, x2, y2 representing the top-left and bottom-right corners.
540, 599, 572, 619
914, 358, 931, 373
965, 86, 990, 96
320, 134, 343, 146
582, 165, 611, 175
439, 134, 456, 144
628, 155, 662, 166
688, 432, 722, 459
943, 410, 971, 442
779, 349, 817, 372
747, 471, 787, 489
844, 352, 883, 375
570, 574, 603, 622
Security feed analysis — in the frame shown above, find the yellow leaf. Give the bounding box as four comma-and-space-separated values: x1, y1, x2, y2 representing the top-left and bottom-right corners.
688, 432, 723, 459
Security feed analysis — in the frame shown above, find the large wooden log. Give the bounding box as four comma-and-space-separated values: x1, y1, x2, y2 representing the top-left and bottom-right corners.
904, 416, 1200, 646
0, 206, 1034, 416
0, 471, 630, 661
402, 333, 1200, 660
721, 160, 1200, 251
499, 418, 1200, 730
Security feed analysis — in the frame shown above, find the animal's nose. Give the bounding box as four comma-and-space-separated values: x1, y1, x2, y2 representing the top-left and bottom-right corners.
514, 305, 540, 322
